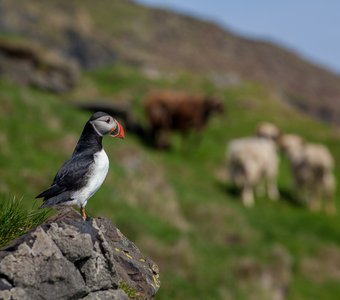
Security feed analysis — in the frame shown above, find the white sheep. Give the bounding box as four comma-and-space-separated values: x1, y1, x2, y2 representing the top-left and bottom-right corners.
256, 122, 281, 142
280, 134, 336, 214
227, 137, 279, 207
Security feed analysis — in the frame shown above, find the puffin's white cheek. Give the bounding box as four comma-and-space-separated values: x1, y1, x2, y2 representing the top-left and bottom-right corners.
100, 124, 113, 135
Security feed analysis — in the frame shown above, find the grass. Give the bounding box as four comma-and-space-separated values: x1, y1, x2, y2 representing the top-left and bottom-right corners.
119, 281, 145, 300
0, 197, 49, 248
0, 65, 340, 299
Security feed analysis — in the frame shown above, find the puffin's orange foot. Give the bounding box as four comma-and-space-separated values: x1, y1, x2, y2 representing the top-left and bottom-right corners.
80, 207, 87, 221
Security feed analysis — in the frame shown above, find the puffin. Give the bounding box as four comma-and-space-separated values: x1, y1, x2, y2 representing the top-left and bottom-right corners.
36, 112, 125, 220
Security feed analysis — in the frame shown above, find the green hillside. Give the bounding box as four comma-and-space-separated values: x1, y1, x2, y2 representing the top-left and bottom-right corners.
2, 0, 340, 124
0, 64, 340, 299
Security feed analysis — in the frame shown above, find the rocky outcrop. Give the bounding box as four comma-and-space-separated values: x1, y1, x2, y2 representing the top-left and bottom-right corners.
0, 208, 160, 300
0, 38, 79, 93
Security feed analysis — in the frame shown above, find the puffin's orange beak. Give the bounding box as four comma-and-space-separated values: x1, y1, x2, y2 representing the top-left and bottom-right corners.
110, 120, 125, 139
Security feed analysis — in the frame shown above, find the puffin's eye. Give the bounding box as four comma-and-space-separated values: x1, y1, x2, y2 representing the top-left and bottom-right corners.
105, 117, 110, 123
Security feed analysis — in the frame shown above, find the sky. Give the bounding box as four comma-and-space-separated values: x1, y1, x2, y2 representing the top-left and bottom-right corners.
136, 0, 340, 74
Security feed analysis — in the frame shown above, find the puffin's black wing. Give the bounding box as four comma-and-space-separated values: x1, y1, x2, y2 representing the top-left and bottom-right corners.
36, 153, 94, 200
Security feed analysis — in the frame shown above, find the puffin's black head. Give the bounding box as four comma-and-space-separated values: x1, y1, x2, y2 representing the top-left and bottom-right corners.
89, 112, 125, 139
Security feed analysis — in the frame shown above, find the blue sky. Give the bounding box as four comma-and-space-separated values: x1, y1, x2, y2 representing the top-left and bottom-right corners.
136, 0, 340, 74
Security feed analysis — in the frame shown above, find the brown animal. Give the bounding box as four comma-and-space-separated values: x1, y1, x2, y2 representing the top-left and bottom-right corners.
144, 90, 224, 148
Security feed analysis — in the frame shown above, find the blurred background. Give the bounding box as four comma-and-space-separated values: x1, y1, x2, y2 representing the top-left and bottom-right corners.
0, 0, 339, 299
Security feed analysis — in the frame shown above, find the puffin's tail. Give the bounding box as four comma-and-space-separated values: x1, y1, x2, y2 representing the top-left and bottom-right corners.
38, 192, 72, 209
36, 184, 64, 199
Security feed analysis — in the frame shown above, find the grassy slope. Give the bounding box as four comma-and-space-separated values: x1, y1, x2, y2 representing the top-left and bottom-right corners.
0, 66, 340, 299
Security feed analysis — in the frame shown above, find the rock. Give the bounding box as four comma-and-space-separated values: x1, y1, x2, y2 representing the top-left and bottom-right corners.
0, 208, 160, 300
0, 38, 79, 93
80, 289, 129, 300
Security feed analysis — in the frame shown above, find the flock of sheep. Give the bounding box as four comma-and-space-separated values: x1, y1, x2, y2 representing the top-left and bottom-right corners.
227, 122, 336, 214
143, 91, 336, 214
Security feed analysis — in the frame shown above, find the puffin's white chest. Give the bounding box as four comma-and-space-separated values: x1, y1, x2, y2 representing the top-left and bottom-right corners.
73, 149, 109, 207
88, 149, 109, 195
